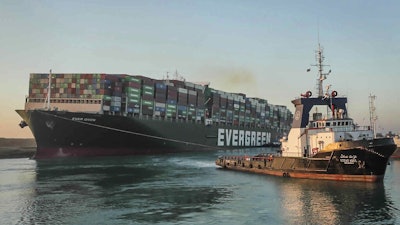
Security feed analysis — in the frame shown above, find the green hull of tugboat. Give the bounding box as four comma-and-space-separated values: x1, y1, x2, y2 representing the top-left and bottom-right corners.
216, 138, 396, 182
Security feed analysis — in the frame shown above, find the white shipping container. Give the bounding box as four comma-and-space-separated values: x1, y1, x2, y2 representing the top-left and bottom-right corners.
194, 84, 205, 91
178, 88, 188, 94
155, 102, 166, 108
188, 90, 197, 96
185, 82, 195, 88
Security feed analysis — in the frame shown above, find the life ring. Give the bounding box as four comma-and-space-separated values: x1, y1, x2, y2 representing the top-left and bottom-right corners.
300, 91, 312, 98
312, 147, 319, 154
331, 90, 338, 97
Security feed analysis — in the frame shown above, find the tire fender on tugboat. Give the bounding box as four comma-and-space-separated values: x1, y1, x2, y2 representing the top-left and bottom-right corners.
283, 172, 290, 177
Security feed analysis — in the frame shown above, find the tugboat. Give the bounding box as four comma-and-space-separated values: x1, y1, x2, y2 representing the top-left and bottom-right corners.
215, 44, 397, 182
391, 136, 400, 159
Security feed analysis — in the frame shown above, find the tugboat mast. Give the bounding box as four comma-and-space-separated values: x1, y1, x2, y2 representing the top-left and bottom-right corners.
369, 94, 378, 138
310, 43, 331, 97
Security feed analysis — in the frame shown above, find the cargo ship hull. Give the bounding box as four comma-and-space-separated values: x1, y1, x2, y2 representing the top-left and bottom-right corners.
17, 109, 280, 158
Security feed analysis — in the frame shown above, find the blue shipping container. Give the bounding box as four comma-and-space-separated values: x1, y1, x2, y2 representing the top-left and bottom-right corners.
177, 105, 187, 111
155, 83, 167, 89
155, 107, 166, 112
110, 106, 121, 112
167, 99, 177, 105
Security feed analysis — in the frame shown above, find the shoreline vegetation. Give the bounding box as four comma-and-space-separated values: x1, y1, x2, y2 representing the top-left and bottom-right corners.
0, 138, 36, 159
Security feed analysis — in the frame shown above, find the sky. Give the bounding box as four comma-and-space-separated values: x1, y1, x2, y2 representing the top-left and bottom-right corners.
1, 0, 400, 138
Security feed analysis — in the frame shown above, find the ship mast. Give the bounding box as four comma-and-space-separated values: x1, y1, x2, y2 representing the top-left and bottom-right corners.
310, 43, 331, 97
369, 94, 377, 138
44, 69, 52, 110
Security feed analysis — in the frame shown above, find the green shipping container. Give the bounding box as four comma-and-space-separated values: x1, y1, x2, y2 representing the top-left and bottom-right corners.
103, 95, 112, 101
128, 98, 140, 103
143, 85, 154, 92
127, 92, 141, 99
142, 90, 154, 96
125, 87, 141, 94
166, 108, 177, 113
125, 76, 141, 83
167, 104, 176, 109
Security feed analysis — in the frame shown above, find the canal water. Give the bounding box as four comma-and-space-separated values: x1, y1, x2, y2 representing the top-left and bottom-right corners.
1, 148, 399, 225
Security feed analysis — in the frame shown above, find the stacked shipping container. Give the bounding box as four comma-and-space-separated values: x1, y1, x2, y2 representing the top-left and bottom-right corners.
27, 73, 292, 129
124, 76, 141, 114
29, 73, 111, 100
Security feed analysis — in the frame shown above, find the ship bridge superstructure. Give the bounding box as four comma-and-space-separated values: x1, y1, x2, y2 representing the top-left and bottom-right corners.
281, 94, 374, 157
280, 43, 374, 157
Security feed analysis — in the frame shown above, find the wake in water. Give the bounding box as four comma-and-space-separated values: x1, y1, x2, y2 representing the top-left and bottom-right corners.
167, 156, 216, 168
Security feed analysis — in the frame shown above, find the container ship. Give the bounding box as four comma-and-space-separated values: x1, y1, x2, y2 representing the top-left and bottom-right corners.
216, 44, 396, 182
16, 72, 292, 158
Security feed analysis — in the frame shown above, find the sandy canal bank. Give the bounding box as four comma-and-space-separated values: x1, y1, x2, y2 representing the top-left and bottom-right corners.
0, 138, 36, 159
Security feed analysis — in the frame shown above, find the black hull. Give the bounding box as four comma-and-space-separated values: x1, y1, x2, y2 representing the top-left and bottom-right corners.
16, 110, 282, 158
216, 139, 397, 182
